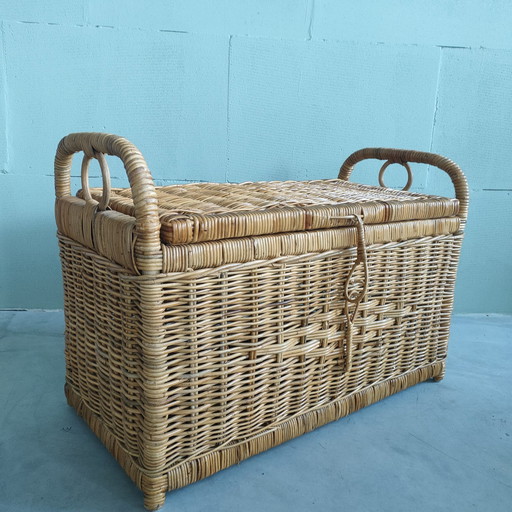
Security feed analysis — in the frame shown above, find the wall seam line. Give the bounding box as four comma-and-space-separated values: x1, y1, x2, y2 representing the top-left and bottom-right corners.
306, 0, 315, 41
0, 21, 9, 173
82, 0, 88, 25
426, 46, 443, 190
225, 35, 232, 183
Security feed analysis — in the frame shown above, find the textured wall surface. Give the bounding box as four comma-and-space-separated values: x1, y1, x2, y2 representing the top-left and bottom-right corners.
0, 1, 510, 312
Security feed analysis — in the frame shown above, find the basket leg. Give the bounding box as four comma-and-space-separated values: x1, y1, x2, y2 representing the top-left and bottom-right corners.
432, 362, 446, 382
144, 490, 166, 511
64, 382, 74, 406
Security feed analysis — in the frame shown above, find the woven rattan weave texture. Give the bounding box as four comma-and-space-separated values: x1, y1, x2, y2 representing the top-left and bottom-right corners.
54, 133, 468, 510
80, 179, 460, 245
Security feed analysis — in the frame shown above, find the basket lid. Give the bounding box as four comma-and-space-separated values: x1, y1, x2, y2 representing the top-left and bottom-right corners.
83, 179, 459, 245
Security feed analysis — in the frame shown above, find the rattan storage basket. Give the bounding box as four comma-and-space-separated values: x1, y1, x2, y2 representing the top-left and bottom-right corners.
54, 133, 468, 510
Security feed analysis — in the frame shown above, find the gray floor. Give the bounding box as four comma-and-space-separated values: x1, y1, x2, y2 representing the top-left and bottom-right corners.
0, 311, 510, 512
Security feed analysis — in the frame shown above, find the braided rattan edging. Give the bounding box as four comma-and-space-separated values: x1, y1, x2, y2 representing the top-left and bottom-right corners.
65, 361, 444, 510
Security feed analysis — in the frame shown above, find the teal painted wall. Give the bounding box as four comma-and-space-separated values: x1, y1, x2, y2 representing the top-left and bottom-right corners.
0, 1, 511, 312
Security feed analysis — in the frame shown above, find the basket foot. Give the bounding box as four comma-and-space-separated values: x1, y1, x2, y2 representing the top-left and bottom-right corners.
64, 382, 73, 406
144, 491, 166, 511
432, 361, 446, 382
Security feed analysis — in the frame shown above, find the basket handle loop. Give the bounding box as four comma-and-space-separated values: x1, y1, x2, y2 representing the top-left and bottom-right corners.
81, 152, 111, 211
54, 132, 162, 274
339, 148, 469, 221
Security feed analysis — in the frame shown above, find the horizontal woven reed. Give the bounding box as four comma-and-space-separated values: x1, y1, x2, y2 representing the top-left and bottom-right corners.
55, 133, 468, 510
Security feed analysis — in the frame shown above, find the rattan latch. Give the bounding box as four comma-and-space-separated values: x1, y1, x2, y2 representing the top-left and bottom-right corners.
332, 214, 369, 371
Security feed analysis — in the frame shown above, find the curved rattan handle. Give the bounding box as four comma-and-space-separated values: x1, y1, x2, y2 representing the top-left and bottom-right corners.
339, 148, 469, 220
55, 132, 162, 274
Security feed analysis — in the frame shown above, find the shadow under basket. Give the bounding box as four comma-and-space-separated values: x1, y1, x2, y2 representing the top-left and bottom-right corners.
54, 133, 468, 510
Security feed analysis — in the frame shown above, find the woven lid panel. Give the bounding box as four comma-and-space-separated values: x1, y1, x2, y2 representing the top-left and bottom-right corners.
82, 179, 459, 245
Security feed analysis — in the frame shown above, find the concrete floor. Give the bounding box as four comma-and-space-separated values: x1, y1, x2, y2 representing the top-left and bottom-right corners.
0, 311, 510, 512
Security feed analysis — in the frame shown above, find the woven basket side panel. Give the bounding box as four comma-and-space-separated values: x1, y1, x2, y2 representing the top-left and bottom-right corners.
59, 238, 145, 461
155, 234, 462, 471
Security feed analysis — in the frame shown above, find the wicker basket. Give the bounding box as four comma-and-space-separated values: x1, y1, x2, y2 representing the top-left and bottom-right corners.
54, 133, 468, 510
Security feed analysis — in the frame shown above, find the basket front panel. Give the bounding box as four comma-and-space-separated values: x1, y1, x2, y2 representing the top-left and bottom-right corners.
59, 231, 462, 476
155, 233, 462, 471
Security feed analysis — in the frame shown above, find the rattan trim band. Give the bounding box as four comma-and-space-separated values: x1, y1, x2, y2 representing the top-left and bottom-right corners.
57, 227, 462, 282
